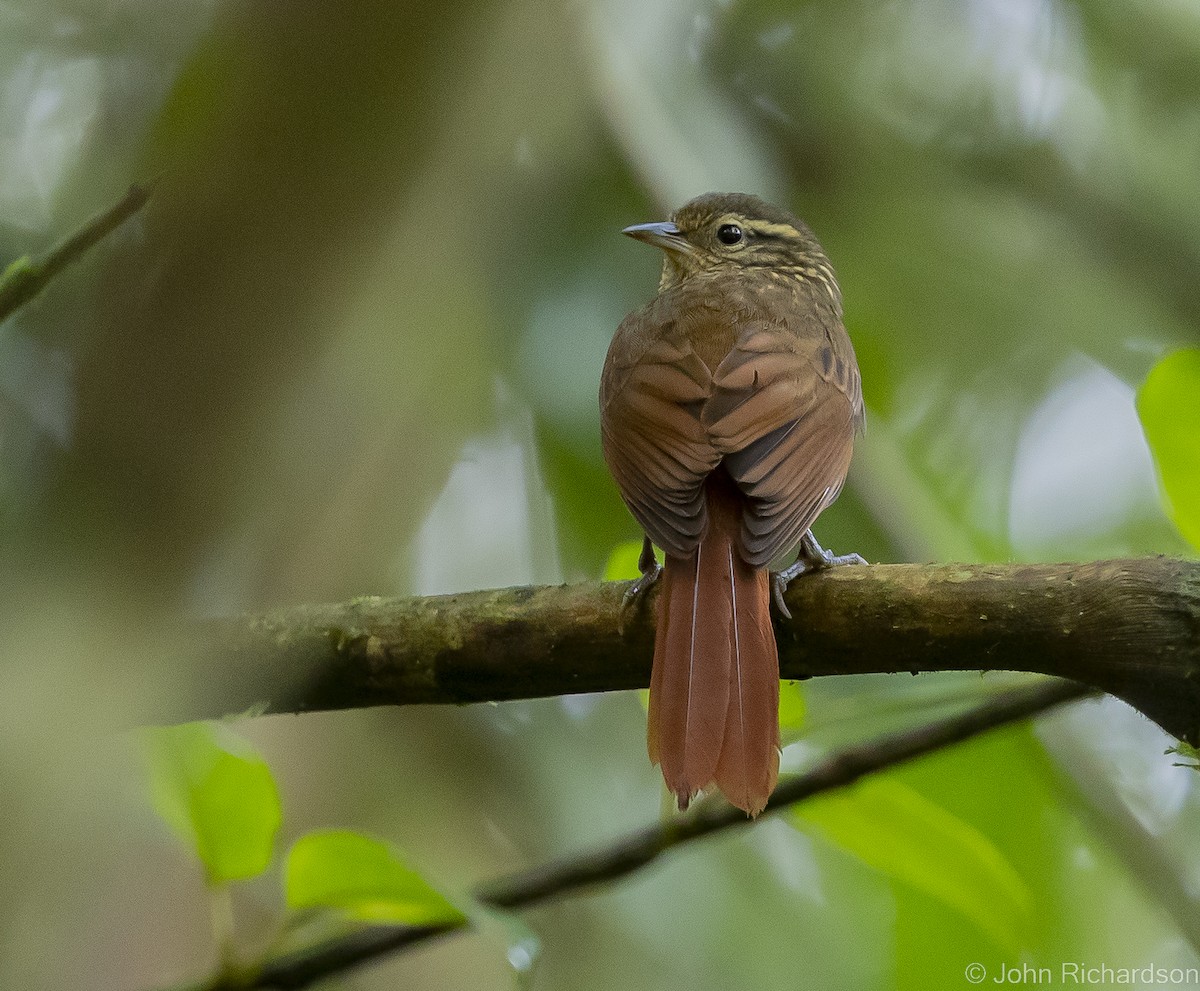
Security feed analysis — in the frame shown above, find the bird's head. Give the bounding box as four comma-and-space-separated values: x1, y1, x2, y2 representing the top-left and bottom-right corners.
623, 192, 840, 309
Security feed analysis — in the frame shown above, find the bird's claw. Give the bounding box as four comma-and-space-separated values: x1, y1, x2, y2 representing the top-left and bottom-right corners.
771, 530, 867, 620
618, 537, 661, 633
621, 562, 663, 611
771, 572, 795, 620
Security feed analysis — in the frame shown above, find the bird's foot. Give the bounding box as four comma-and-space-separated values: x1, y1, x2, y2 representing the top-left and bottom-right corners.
622, 564, 663, 610
771, 530, 867, 619
619, 537, 662, 632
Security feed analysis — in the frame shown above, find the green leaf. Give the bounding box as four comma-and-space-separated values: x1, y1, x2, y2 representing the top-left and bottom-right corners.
603, 539, 654, 581
144, 722, 282, 885
1137, 349, 1200, 551
285, 829, 466, 926
778, 681, 807, 743
794, 777, 1030, 952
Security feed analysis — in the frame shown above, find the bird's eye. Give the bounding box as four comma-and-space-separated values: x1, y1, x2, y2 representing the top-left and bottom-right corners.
717, 223, 743, 246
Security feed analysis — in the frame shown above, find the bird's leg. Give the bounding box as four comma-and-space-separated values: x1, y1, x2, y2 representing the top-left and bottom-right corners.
620, 536, 662, 618
771, 530, 867, 619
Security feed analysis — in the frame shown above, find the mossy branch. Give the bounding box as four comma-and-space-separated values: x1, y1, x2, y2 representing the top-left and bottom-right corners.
195, 557, 1200, 743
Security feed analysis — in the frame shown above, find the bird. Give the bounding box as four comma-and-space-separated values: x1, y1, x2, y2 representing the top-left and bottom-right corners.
599, 192, 864, 817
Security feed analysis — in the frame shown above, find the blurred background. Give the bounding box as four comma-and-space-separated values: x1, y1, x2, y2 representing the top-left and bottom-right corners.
2, 0, 1199, 987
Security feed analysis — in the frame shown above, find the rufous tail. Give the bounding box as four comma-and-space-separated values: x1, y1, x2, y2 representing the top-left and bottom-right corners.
647, 475, 780, 816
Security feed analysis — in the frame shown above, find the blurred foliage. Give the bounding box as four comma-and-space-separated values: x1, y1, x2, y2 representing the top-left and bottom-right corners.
2, 0, 1199, 987
285, 829, 464, 927
1138, 349, 1200, 550
144, 721, 281, 885
796, 775, 1031, 953
146, 723, 463, 981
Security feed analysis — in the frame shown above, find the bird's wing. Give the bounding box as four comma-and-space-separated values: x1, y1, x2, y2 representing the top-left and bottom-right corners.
600, 317, 720, 558
703, 317, 860, 567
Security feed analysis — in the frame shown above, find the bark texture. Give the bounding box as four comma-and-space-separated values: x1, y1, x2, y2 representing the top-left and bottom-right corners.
193, 558, 1200, 743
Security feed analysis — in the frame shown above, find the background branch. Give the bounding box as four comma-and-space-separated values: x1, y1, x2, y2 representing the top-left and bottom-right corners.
198, 557, 1200, 741
194, 678, 1089, 990
0, 184, 151, 324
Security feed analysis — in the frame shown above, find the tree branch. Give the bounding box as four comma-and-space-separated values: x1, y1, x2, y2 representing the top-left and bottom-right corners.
0, 184, 151, 324
197, 558, 1200, 742
201, 678, 1089, 990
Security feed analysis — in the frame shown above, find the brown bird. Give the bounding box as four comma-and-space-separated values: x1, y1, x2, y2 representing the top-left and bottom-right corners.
600, 192, 864, 816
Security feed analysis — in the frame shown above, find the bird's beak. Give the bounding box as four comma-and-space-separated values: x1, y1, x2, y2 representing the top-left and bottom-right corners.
622, 221, 694, 256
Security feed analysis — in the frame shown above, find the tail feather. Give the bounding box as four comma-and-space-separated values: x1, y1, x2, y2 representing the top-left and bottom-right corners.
648, 541, 732, 803
714, 554, 779, 816
647, 477, 780, 816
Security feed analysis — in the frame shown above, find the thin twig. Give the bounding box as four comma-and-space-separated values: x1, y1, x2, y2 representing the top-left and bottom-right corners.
0, 184, 152, 324
223, 678, 1091, 990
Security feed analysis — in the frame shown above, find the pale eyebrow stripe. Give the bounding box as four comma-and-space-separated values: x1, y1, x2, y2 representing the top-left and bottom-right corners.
747, 221, 802, 239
